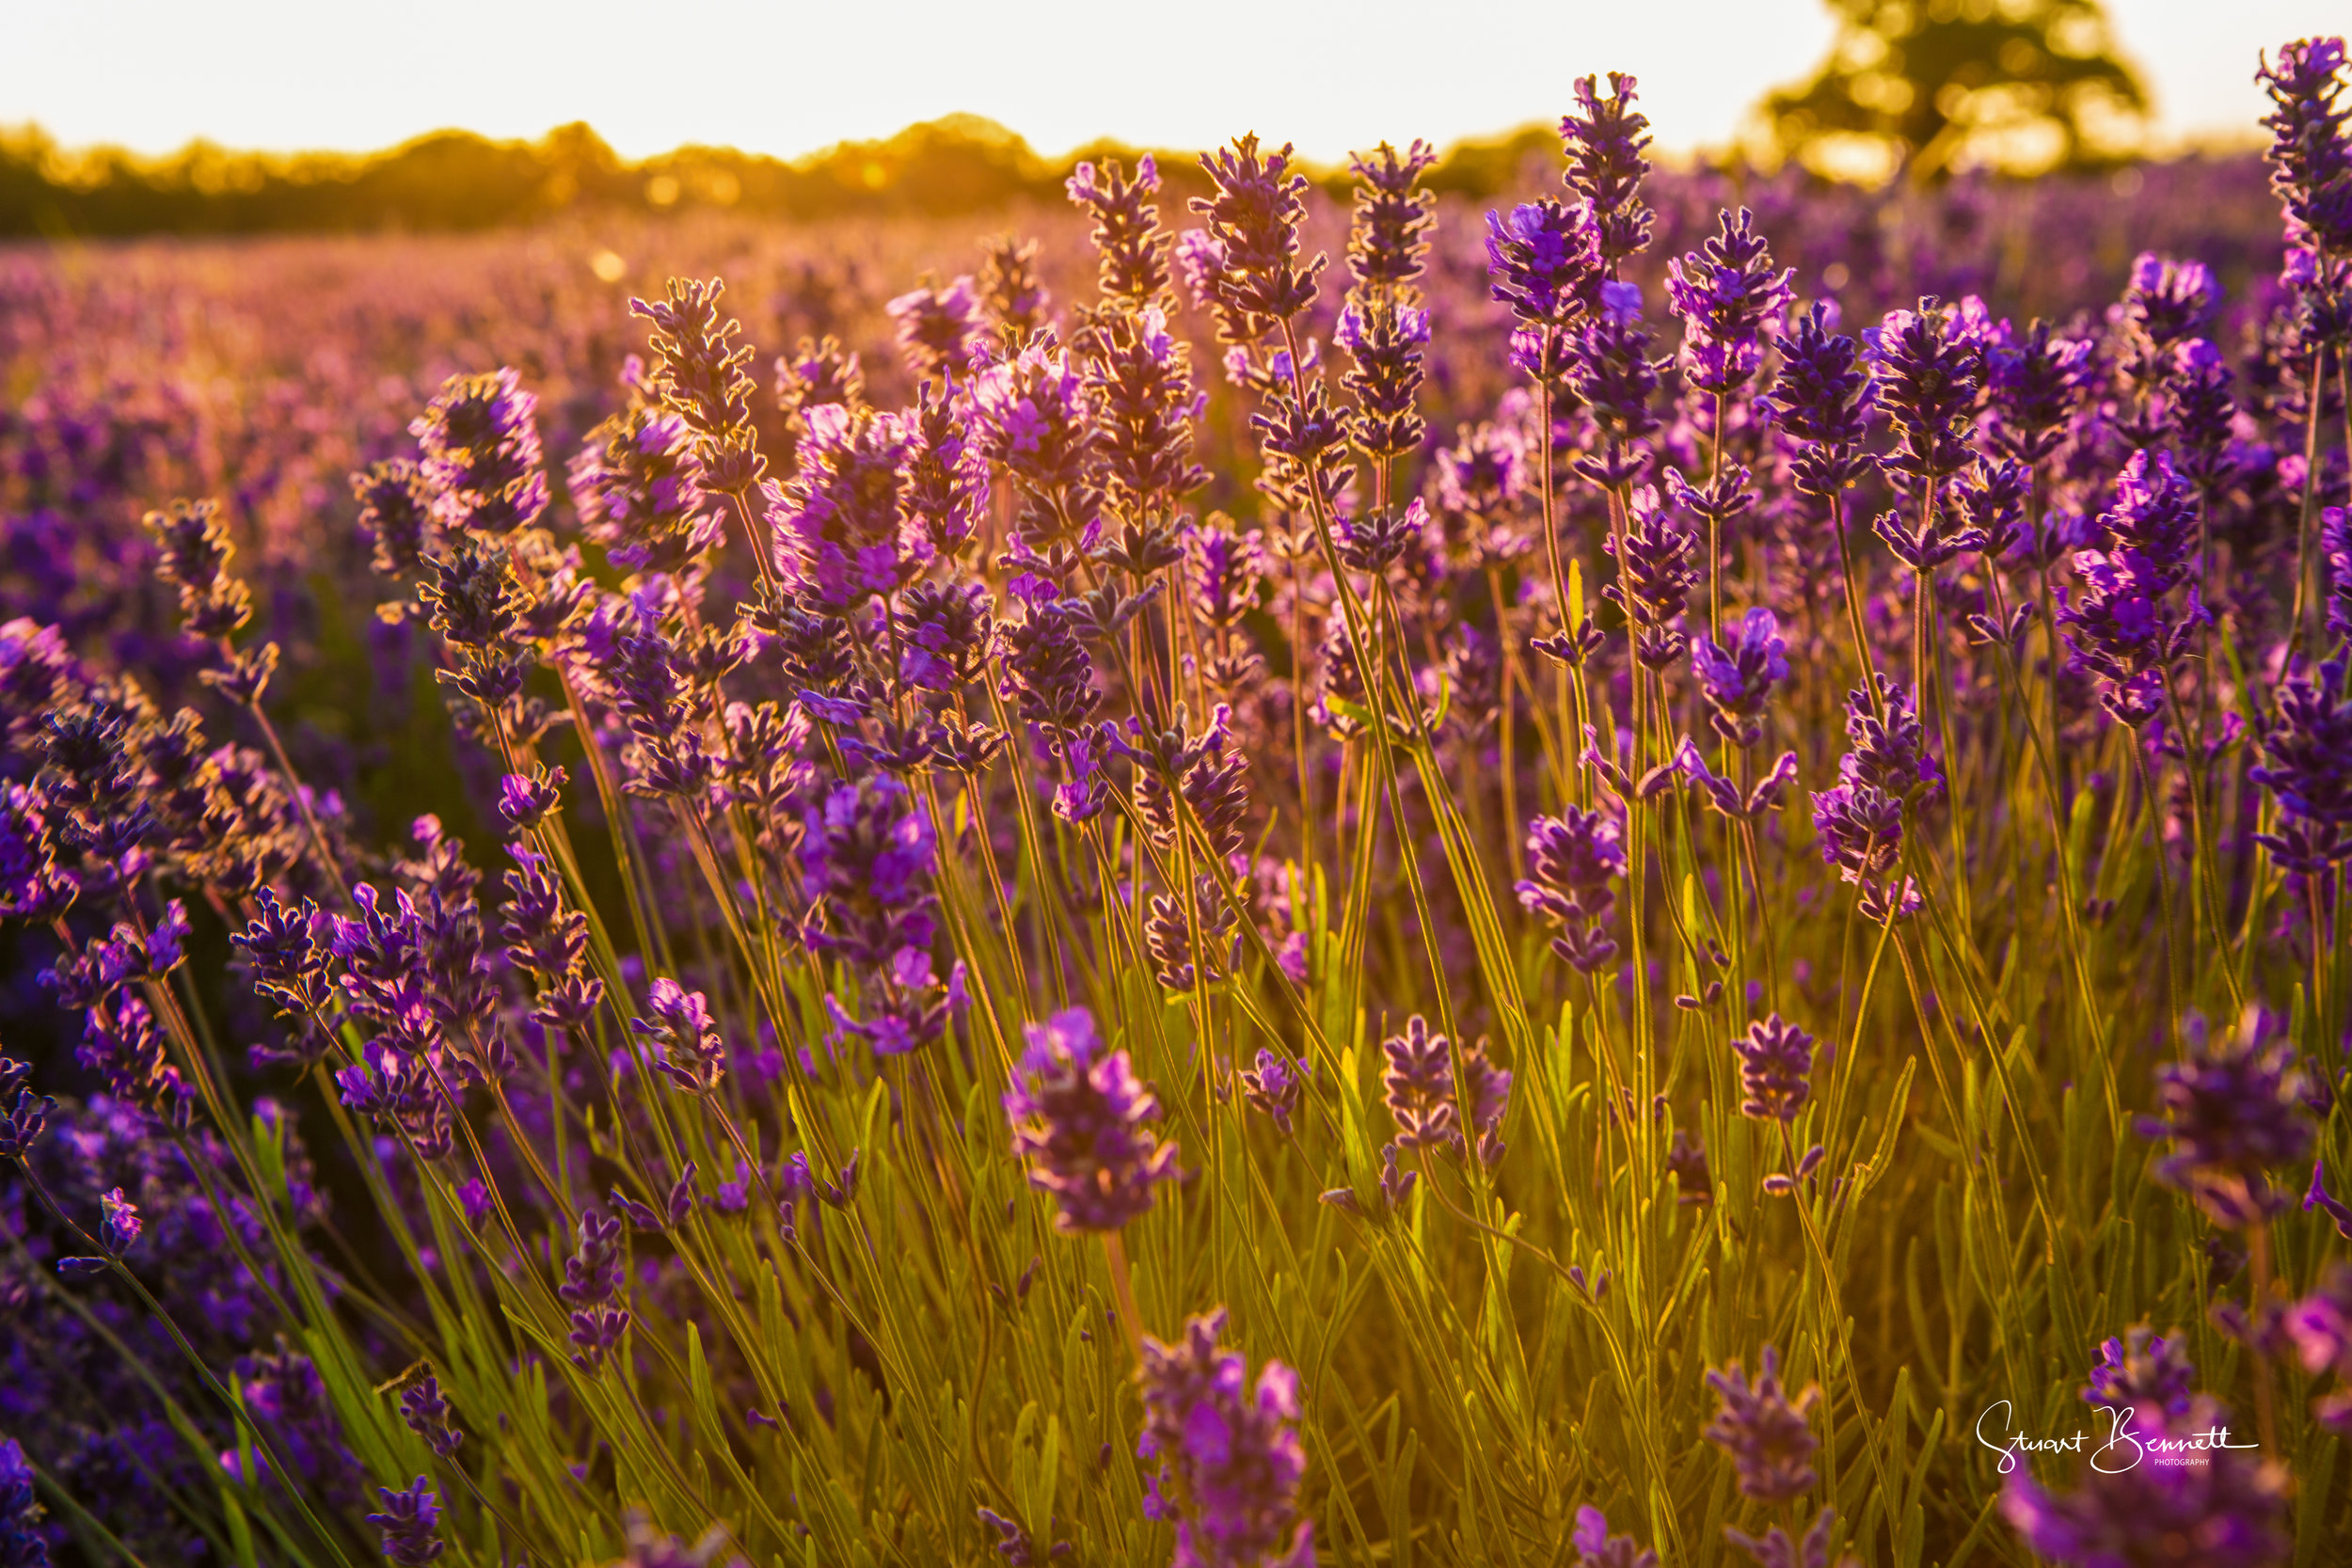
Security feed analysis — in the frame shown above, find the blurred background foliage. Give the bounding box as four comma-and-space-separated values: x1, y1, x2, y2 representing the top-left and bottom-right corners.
0, 0, 2185, 238
1755, 0, 2151, 182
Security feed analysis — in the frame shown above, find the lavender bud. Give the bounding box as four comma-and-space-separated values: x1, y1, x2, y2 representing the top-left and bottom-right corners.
1240, 1051, 1307, 1135
633, 979, 726, 1095
398, 1374, 463, 1460
363, 1477, 445, 1567
1731, 1014, 1817, 1124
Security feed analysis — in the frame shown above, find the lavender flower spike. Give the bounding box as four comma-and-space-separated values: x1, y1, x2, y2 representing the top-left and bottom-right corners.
1571, 1506, 1659, 1568
364, 1477, 445, 1566
1003, 1007, 1179, 1234
1517, 807, 1625, 974
1731, 1014, 1817, 1124
1703, 1345, 1820, 1504
1136, 1308, 1315, 1568
2137, 1006, 2314, 1228
1692, 608, 1788, 746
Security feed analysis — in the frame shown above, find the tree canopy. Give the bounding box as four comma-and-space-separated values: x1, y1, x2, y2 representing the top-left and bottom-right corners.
1757, 0, 2151, 182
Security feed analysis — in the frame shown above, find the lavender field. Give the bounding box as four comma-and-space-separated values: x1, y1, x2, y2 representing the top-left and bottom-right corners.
2, 37, 2351, 1568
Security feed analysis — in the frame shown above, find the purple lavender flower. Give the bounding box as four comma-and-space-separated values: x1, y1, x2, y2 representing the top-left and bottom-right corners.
1380, 1015, 1456, 1151
1379, 1017, 1507, 1165
0, 784, 76, 922
353, 457, 437, 580
1723, 1508, 1846, 1568
1088, 305, 1209, 517
1434, 419, 1530, 565
1003, 1007, 1178, 1234
1123, 704, 1252, 860
1756, 303, 1877, 499
1484, 200, 1600, 381
773, 334, 868, 478
2250, 657, 2352, 870
1, 1073, 57, 1158
895, 578, 993, 694
583, 589, 710, 800
1136, 1308, 1314, 1568
800, 773, 938, 972
1571, 1506, 1658, 1568
631, 277, 765, 492
143, 498, 253, 640
2137, 1007, 2314, 1228
1067, 154, 1170, 307
2257, 39, 2352, 255
885, 276, 983, 379
1676, 739, 1802, 823
2163, 339, 2239, 495
569, 404, 724, 576
335, 1042, 453, 1160
1666, 209, 1794, 397
497, 764, 566, 832
1569, 299, 1663, 483
399, 1373, 462, 1460
1345, 139, 1436, 298
1560, 72, 1653, 274
1810, 754, 1915, 920
2000, 1388, 2289, 1568
2124, 254, 2220, 350
559, 1208, 627, 1307
1868, 299, 1983, 498
0, 1436, 46, 1568
1984, 318, 2096, 465
1602, 484, 1697, 668
364, 1477, 445, 1566
1517, 807, 1625, 973
1842, 679, 1937, 794
996, 594, 1102, 735
1703, 1346, 1820, 1504
1692, 608, 1788, 745
410, 368, 548, 536
1339, 187, 1433, 457
1189, 135, 1327, 324
972, 345, 1104, 541
501, 845, 601, 1030
2083, 1328, 2195, 1422
1731, 1014, 1816, 1124
904, 378, 991, 558
98, 1186, 139, 1256
633, 978, 725, 1094
1240, 1051, 1306, 1135
765, 404, 917, 610
1184, 519, 1265, 632
2056, 449, 2204, 726
2286, 1263, 2352, 1433
1668, 1130, 1713, 1206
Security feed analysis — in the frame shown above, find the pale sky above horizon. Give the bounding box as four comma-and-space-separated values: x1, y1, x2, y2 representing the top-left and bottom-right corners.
4, 1, 2343, 165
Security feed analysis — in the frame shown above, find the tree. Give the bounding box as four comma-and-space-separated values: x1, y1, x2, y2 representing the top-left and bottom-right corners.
1756, 0, 2151, 182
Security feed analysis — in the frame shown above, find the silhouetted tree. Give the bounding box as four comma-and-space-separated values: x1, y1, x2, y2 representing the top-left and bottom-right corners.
1759, 0, 2150, 182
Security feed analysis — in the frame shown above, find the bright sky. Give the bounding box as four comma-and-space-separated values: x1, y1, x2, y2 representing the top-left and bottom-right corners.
5, 1, 2343, 164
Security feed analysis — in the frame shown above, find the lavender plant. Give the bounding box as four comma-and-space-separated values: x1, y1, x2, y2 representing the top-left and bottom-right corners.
0, 37, 2350, 1568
